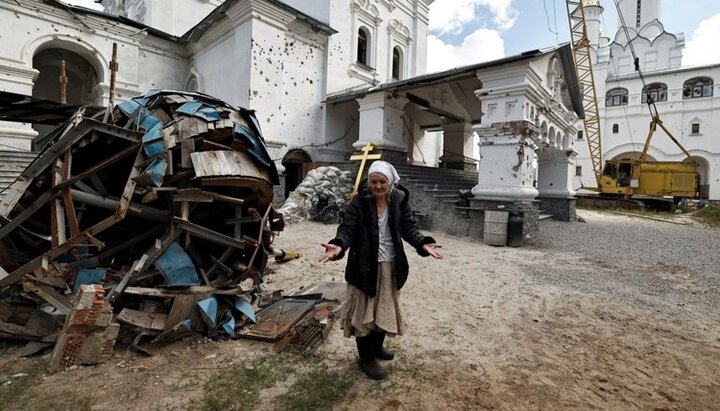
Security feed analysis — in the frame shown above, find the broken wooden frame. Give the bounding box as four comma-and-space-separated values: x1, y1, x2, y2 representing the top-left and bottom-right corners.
0, 90, 284, 354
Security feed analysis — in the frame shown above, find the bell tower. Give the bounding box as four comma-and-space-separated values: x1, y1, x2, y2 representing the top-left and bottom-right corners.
616, 0, 662, 29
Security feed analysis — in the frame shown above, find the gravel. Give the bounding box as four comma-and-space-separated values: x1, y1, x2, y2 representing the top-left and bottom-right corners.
524, 209, 720, 322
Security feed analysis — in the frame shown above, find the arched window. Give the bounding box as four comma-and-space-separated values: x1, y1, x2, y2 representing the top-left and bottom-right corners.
683, 77, 713, 99
391, 47, 402, 80
606, 88, 629, 107
357, 28, 370, 66
642, 83, 667, 103
612, 123, 619, 133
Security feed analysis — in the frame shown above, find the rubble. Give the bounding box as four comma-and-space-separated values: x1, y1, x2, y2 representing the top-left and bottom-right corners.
0, 90, 341, 366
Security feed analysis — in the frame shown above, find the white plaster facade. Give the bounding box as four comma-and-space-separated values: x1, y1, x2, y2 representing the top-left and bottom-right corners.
0, 0, 188, 151
0, 0, 433, 170
1, 0, 579, 210
473, 49, 580, 203
574, 0, 720, 200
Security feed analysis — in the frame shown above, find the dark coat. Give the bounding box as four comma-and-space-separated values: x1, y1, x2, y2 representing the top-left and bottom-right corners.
328, 183, 435, 298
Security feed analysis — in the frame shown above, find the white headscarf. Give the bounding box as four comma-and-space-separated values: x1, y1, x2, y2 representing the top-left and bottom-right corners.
368, 160, 400, 184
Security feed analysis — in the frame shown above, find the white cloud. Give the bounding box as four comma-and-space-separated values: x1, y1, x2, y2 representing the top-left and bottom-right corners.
683, 13, 720, 67
429, 0, 517, 35
426, 28, 505, 73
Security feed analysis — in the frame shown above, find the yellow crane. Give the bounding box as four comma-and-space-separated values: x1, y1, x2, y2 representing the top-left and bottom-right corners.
564, 0, 698, 200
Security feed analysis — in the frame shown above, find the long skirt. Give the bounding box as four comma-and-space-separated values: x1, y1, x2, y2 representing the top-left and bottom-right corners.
340, 262, 404, 338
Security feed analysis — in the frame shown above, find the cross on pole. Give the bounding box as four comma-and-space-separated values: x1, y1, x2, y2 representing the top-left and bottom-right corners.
349, 143, 382, 199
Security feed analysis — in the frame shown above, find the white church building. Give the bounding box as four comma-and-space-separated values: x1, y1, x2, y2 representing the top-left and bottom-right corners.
1, 0, 589, 222
576, 0, 720, 200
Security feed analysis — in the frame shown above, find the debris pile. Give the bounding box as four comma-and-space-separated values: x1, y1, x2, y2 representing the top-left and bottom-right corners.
0, 90, 339, 367
279, 166, 353, 223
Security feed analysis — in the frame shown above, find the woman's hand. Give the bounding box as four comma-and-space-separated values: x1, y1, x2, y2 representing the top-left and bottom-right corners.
319, 243, 342, 263
423, 243, 443, 259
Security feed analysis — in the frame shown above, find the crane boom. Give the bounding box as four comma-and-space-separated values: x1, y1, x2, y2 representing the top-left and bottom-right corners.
565, 0, 603, 180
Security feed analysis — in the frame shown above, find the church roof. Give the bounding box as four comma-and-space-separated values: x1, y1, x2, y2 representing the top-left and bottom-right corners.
182, 0, 336, 43
325, 43, 585, 119
43, 0, 179, 42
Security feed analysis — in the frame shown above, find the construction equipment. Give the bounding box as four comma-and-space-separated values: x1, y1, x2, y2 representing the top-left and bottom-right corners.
564, 0, 699, 200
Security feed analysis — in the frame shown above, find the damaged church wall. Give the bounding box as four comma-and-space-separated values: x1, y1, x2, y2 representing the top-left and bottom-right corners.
189, 1, 329, 170
0, 0, 188, 151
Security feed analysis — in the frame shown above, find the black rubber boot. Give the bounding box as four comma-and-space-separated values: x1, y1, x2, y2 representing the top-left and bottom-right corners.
356, 336, 385, 380
372, 331, 395, 361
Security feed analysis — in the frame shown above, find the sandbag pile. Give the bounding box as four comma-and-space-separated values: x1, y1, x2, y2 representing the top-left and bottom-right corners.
279, 166, 353, 223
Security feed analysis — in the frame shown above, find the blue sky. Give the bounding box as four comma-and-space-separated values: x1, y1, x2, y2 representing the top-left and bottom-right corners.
67, 0, 720, 73
427, 0, 720, 72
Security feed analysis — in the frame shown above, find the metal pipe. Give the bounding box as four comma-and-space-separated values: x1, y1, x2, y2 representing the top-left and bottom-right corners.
68, 189, 170, 222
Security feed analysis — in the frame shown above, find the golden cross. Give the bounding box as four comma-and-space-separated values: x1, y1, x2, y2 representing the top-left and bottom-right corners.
349, 142, 382, 199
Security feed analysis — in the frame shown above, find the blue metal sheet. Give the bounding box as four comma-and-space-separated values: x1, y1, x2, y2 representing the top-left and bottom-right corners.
233, 297, 257, 323
243, 111, 263, 136
176, 101, 203, 116
234, 124, 273, 167
117, 100, 141, 117
197, 297, 218, 329
142, 127, 166, 157
153, 242, 200, 285
142, 157, 167, 187
73, 268, 107, 292
222, 316, 235, 337
138, 112, 161, 132
198, 107, 222, 121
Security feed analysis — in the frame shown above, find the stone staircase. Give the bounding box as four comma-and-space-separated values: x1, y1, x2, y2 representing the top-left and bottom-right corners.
390, 163, 480, 234
0, 150, 39, 197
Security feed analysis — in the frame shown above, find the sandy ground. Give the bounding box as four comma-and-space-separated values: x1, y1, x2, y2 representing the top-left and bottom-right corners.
1, 209, 719, 410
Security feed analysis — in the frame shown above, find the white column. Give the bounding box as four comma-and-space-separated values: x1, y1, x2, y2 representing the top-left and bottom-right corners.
472, 121, 540, 201
441, 122, 475, 169
354, 92, 408, 155
536, 148, 577, 198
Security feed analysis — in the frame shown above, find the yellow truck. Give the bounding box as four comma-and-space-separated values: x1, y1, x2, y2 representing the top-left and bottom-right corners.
565, 1, 699, 202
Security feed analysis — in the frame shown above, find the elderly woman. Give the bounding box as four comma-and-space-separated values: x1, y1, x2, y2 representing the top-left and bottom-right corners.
319, 160, 442, 380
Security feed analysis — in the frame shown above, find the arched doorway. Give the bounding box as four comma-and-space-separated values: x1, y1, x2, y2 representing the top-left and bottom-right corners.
281, 149, 312, 199
684, 156, 710, 198
32, 46, 102, 147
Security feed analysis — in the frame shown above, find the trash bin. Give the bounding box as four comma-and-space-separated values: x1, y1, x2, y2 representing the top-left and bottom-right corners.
483, 210, 508, 246
507, 213, 523, 247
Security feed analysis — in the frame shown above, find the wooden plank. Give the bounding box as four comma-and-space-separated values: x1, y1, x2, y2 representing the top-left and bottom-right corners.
123, 286, 242, 297
23, 282, 72, 315
0, 320, 44, 337
117, 308, 167, 331
174, 217, 248, 250
165, 295, 197, 331
51, 158, 64, 247
190, 150, 268, 179
62, 150, 80, 238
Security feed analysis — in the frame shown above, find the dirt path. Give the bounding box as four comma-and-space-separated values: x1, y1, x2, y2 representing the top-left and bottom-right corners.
1, 210, 719, 410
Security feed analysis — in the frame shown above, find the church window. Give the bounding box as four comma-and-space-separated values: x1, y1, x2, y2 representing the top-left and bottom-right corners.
605, 88, 628, 107
691, 123, 700, 134
612, 124, 619, 134
577, 130, 583, 140
683, 77, 713, 99
392, 47, 402, 80
641, 83, 667, 103
357, 28, 370, 66
576, 166, 583, 176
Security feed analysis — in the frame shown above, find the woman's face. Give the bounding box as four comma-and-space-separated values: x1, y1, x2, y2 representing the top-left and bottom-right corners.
369, 173, 390, 198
